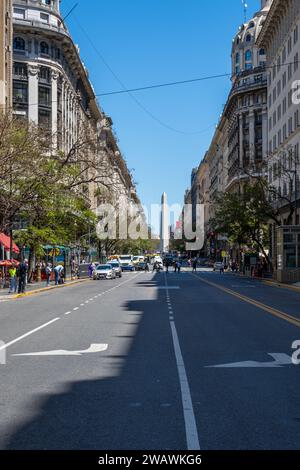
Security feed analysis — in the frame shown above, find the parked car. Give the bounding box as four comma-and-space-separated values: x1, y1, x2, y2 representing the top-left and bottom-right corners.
109, 261, 122, 278
93, 264, 116, 280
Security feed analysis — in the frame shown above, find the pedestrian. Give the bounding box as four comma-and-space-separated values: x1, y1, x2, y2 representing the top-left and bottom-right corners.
45, 263, 52, 287
18, 259, 28, 294
192, 258, 197, 273
54, 264, 64, 286
220, 262, 225, 274
8, 264, 17, 294
177, 261, 181, 273
145, 261, 150, 272
88, 262, 95, 279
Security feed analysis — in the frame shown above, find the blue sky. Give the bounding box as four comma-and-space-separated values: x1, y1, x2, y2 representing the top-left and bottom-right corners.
62, 0, 261, 212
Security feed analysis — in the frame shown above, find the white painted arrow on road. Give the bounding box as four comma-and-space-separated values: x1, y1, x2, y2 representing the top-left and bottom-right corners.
206, 353, 293, 368
12, 343, 108, 357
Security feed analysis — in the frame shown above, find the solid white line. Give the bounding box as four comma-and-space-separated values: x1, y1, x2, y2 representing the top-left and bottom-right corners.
0, 318, 60, 352
169, 321, 200, 450
164, 275, 200, 451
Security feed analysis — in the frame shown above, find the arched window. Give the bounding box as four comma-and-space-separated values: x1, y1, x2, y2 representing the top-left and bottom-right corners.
13, 37, 25, 51
259, 48, 265, 55
235, 52, 240, 63
245, 49, 252, 61
40, 41, 49, 55
248, 21, 255, 29
246, 34, 252, 42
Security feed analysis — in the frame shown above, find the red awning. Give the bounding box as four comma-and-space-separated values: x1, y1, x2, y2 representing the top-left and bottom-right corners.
0, 233, 20, 254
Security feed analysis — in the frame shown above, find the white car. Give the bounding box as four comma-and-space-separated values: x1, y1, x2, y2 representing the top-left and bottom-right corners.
213, 261, 224, 272
93, 264, 116, 280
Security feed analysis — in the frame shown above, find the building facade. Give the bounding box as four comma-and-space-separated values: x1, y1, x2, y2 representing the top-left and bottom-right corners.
225, 1, 270, 193
0, 0, 13, 111
258, 0, 300, 279
10, 0, 136, 212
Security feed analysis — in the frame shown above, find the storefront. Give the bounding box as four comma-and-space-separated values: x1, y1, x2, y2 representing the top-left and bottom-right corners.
276, 226, 300, 283
0, 233, 20, 260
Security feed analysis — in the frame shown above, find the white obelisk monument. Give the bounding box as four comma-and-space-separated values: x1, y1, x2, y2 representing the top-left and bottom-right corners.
160, 192, 169, 254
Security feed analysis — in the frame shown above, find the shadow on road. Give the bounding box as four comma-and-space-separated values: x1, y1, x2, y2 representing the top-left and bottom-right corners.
5, 274, 186, 450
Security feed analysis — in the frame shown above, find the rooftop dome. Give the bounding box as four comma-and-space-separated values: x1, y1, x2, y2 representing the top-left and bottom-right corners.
231, 3, 271, 81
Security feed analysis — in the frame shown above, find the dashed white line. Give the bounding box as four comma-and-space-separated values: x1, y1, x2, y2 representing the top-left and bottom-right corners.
73, 307, 79, 311
164, 273, 200, 451
64, 311, 71, 315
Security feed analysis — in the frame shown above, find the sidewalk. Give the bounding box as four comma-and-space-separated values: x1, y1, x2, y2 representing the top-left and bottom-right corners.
0, 278, 90, 300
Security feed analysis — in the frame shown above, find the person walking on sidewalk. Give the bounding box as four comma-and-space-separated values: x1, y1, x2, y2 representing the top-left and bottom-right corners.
45, 263, 52, 287
18, 260, 28, 294
8, 265, 17, 294
192, 258, 197, 273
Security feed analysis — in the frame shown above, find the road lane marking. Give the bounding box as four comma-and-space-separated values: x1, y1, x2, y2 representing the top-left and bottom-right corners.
13, 343, 108, 357
190, 273, 300, 329
73, 307, 79, 311
164, 274, 200, 451
206, 353, 293, 368
64, 311, 71, 315
0, 318, 60, 352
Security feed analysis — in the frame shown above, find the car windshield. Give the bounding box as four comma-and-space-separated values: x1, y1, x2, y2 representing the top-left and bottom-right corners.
111, 263, 120, 267
97, 265, 111, 270
120, 256, 132, 261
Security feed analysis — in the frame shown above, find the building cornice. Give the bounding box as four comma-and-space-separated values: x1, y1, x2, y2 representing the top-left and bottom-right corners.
13, 20, 102, 121
257, 0, 290, 48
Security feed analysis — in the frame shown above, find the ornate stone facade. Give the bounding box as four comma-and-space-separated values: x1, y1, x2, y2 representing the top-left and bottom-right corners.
0, 0, 12, 111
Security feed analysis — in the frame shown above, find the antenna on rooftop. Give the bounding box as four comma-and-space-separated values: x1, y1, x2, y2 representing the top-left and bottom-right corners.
241, 0, 248, 23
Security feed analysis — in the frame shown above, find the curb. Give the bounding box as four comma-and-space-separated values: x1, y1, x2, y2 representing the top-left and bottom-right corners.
2, 278, 91, 300
263, 279, 300, 292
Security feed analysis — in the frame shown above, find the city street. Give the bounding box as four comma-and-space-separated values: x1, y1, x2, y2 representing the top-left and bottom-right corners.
0, 269, 299, 450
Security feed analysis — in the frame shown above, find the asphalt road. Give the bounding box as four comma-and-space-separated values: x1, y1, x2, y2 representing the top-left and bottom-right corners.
0, 269, 299, 450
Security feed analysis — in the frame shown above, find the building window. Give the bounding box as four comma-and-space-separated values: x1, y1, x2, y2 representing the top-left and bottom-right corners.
13, 62, 27, 78
288, 63, 292, 80
246, 34, 252, 42
245, 50, 252, 61
39, 86, 51, 107
277, 80, 281, 96
277, 104, 281, 121
39, 67, 51, 83
282, 71, 287, 88
283, 123, 287, 140
259, 48, 265, 55
278, 129, 282, 146
283, 97, 287, 114
248, 21, 255, 29
288, 36, 292, 55
40, 13, 49, 23
282, 46, 286, 64
13, 8, 25, 19
294, 25, 299, 45
294, 53, 299, 72
40, 41, 49, 55
13, 82, 28, 104
13, 37, 25, 51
